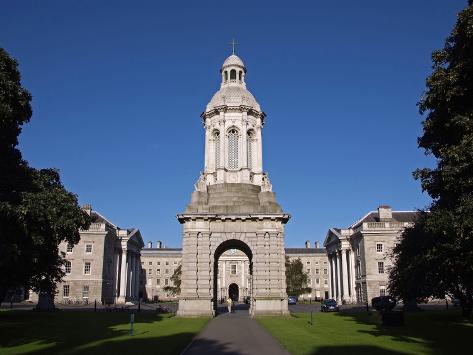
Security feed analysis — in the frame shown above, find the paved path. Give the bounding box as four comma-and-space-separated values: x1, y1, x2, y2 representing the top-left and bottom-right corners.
183, 305, 289, 355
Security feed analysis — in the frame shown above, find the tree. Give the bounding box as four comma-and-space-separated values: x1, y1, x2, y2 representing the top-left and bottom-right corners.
163, 264, 181, 296
0, 48, 90, 309
389, 1, 473, 316
285, 256, 311, 298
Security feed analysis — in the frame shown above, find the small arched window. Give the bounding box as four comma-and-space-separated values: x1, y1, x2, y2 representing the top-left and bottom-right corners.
247, 130, 255, 169
239, 71, 242, 81
214, 130, 220, 168
230, 69, 236, 80
224, 71, 228, 82
228, 128, 239, 169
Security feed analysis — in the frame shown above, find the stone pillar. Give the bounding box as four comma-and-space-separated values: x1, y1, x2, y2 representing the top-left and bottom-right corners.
256, 126, 263, 173
134, 255, 140, 300
335, 252, 341, 302
128, 254, 134, 300
114, 250, 120, 302
241, 113, 248, 169
341, 249, 349, 302
118, 250, 128, 303
349, 249, 356, 303
328, 255, 334, 299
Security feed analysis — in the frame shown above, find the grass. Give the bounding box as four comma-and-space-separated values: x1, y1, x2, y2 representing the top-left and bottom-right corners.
257, 310, 473, 355
0, 311, 209, 354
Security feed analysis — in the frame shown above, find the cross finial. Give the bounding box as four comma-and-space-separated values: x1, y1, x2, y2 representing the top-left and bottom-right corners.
230, 39, 238, 55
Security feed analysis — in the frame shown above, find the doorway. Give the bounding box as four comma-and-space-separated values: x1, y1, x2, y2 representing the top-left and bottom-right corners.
229, 283, 239, 301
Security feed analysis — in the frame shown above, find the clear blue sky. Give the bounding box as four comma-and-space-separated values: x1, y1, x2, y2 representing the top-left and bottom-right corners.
1, 0, 466, 247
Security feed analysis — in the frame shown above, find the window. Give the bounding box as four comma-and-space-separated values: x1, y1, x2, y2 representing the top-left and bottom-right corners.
148, 269, 152, 275
323, 261, 327, 265
315, 261, 319, 265
85, 244, 92, 253
308, 279, 312, 286
214, 130, 221, 168
157, 269, 161, 275
306, 268, 310, 274
63, 285, 70, 297
165, 261, 169, 266
148, 261, 152, 265
315, 268, 320, 275
324, 279, 328, 285
82, 285, 89, 298
165, 269, 169, 274
157, 261, 161, 265
147, 278, 152, 286
378, 262, 385, 274
379, 286, 386, 296
174, 261, 177, 265
316, 278, 320, 285
157, 279, 161, 286
65, 260, 71, 274
376, 243, 383, 253
66, 243, 73, 253
228, 128, 239, 169
306, 262, 310, 265
224, 71, 228, 82
231, 264, 237, 275
84, 262, 91, 275
165, 279, 169, 286
247, 130, 255, 169
230, 69, 236, 80
323, 268, 328, 275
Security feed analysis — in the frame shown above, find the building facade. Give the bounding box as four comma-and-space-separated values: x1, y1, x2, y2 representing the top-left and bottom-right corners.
30, 205, 144, 305
324, 205, 418, 304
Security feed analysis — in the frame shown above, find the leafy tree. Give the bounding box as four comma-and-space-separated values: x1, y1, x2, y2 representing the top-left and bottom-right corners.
285, 256, 311, 298
390, 1, 473, 316
0, 48, 90, 309
163, 264, 181, 296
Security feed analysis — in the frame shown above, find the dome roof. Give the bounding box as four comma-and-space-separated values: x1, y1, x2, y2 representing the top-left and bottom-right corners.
222, 54, 245, 70
206, 86, 260, 112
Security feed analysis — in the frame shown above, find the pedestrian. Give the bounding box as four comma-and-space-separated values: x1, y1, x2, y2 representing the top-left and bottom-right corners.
226, 297, 232, 313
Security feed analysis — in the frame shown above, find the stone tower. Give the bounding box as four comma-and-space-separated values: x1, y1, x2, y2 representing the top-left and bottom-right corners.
176, 52, 290, 317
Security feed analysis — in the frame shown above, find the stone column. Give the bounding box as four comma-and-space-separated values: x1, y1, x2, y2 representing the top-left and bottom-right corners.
241, 113, 248, 169
349, 249, 356, 302
134, 255, 140, 300
341, 249, 349, 302
196, 232, 212, 299
256, 126, 263, 173
329, 255, 334, 299
114, 250, 120, 302
335, 252, 342, 302
128, 254, 134, 300
118, 250, 128, 303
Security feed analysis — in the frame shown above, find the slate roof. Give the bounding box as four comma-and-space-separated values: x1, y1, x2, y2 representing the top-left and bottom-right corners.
285, 248, 326, 254
351, 211, 419, 228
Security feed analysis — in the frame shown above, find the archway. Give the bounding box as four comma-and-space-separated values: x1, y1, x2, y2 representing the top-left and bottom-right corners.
213, 239, 253, 315
229, 283, 239, 301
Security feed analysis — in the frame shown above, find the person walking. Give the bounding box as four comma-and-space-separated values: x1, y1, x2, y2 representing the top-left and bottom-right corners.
226, 297, 232, 313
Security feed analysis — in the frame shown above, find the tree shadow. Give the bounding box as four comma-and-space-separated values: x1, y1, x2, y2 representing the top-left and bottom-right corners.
0, 310, 206, 354
183, 338, 245, 355
311, 345, 409, 355
332, 310, 473, 354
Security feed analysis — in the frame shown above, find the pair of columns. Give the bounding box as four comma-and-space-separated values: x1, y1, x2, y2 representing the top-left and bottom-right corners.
117, 249, 140, 303
329, 249, 356, 303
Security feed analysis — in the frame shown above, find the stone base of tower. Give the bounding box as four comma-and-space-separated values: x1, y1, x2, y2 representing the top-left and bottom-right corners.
176, 298, 214, 317
252, 297, 289, 316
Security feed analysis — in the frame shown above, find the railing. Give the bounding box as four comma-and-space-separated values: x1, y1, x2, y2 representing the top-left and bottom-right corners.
87, 223, 106, 231
353, 222, 412, 233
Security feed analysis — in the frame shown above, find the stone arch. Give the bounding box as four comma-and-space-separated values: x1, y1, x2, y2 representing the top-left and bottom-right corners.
213, 238, 253, 314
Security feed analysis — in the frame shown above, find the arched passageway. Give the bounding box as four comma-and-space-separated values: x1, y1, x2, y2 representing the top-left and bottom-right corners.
213, 239, 253, 315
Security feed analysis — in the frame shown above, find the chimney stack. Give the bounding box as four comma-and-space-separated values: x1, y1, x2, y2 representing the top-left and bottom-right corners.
82, 204, 92, 216
315, 240, 320, 249
157, 240, 163, 249
378, 205, 392, 221
305, 240, 311, 249
147, 241, 152, 249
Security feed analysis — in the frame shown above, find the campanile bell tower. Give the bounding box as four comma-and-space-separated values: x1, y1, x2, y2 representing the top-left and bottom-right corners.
177, 49, 290, 317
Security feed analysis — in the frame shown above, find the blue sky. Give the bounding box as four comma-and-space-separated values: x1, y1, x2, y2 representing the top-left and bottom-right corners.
1, 0, 466, 247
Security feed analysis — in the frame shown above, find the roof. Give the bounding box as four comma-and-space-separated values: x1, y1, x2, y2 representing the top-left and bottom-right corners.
350, 211, 419, 228
222, 54, 245, 69
206, 86, 260, 112
285, 248, 326, 255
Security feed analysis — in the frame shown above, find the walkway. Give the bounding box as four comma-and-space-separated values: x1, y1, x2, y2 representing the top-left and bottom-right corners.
182, 304, 289, 355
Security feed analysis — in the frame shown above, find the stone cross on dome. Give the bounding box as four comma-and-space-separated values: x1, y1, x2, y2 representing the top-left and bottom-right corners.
230, 38, 238, 55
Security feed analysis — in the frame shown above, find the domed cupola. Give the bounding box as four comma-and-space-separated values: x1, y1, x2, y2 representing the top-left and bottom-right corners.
205, 52, 261, 112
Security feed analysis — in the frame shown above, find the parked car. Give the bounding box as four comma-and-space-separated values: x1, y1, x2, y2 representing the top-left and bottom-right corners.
371, 296, 397, 312
288, 296, 297, 305
321, 299, 339, 312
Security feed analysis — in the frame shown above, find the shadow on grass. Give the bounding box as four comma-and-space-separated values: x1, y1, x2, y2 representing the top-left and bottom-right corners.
311, 345, 408, 355
0, 311, 204, 354
332, 310, 473, 354
184, 338, 245, 355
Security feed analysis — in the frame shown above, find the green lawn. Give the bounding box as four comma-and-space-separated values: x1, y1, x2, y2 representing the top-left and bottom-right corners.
258, 311, 473, 355
0, 311, 209, 354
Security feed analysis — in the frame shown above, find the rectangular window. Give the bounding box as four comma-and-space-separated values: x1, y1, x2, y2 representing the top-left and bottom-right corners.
323, 268, 328, 275
231, 264, 237, 275
157, 261, 161, 265
307, 268, 310, 274
324, 279, 328, 285
308, 279, 312, 285
315, 268, 320, 275
174, 261, 177, 265
315, 261, 319, 265
63, 285, 70, 297
84, 262, 91, 275
85, 244, 92, 253
157, 269, 161, 275
157, 279, 161, 286
379, 286, 386, 296
307, 262, 310, 265
323, 261, 327, 265
316, 278, 320, 285
378, 262, 385, 274
148, 268, 152, 275
165, 261, 169, 266
148, 261, 152, 265
165, 279, 169, 286
66, 243, 73, 253
82, 285, 89, 298
376, 243, 383, 253
65, 260, 71, 274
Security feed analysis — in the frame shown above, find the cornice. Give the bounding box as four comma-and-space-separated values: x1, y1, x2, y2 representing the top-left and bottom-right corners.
176, 213, 290, 224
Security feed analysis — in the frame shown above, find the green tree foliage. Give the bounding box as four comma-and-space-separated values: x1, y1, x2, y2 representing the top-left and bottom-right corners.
389, 2, 473, 316
163, 264, 181, 296
285, 256, 311, 297
0, 48, 90, 308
